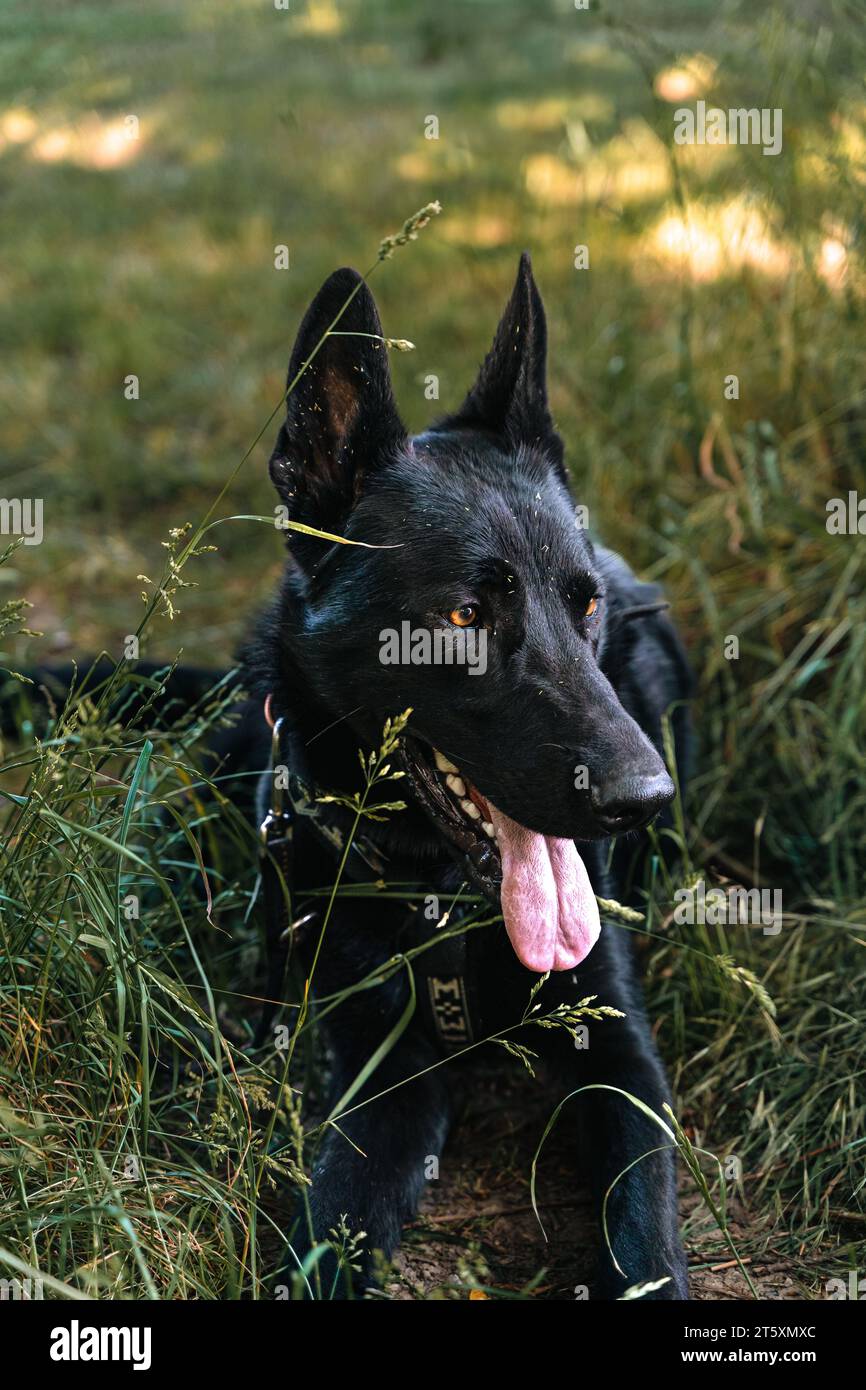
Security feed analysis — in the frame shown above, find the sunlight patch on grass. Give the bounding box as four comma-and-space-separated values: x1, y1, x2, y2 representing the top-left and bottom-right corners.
394, 150, 434, 181
654, 55, 718, 103
832, 107, 866, 171
647, 199, 792, 282
0, 107, 38, 149
291, 0, 343, 37
30, 115, 144, 170
817, 228, 849, 292
395, 141, 473, 182
525, 123, 671, 208
496, 94, 612, 131
440, 211, 513, 248
524, 153, 579, 206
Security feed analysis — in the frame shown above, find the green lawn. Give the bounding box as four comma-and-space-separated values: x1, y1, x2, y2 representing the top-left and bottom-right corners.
0, 0, 864, 1298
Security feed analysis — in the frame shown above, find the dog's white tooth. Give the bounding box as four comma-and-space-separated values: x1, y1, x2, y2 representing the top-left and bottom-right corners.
434, 750, 459, 774
482, 821, 495, 839
445, 774, 466, 798
460, 798, 481, 821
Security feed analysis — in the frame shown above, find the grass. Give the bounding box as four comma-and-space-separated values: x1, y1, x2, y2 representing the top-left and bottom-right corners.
0, 0, 865, 1298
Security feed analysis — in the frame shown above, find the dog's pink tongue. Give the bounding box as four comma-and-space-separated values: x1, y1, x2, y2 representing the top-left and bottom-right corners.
488, 802, 601, 973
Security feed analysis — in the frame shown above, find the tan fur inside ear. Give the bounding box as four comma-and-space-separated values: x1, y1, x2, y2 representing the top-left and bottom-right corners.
302, 363, 366, 497
323, 363, 362, 443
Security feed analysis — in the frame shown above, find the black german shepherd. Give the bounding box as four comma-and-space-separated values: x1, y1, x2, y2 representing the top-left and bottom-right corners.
12, 256, 693, 1298
235, 254, 693, 1299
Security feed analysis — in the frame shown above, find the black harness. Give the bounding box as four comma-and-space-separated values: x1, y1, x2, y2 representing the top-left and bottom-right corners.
257, 708, 480, 1052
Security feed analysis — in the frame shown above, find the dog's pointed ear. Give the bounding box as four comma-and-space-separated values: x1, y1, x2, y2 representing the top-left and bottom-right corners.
269, 268, 407, 534
445, 252, 564, 472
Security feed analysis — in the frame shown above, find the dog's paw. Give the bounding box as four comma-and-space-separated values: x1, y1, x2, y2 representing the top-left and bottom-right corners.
596, 1261, 689, 1301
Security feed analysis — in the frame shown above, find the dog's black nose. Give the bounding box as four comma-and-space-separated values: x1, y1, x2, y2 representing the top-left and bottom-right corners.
590, 769, 675, 835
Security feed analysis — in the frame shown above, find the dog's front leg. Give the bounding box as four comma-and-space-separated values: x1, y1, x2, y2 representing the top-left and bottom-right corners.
543, 943, 688, 1300
573, 1039, 687, 1300
285, 1031, 452, 1299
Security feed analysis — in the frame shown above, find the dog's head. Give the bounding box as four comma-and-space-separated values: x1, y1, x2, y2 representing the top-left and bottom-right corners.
267, 255, 674, 971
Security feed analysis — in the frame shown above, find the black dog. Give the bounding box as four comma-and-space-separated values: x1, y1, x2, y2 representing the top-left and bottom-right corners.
236, 254, 693, 1299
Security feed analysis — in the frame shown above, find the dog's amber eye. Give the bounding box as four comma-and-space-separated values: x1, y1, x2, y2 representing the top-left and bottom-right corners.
585, 596, 600, 618
449, 603, 478, 628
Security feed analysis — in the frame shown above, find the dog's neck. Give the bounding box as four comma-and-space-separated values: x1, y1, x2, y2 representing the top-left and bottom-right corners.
248, 585, 449, 871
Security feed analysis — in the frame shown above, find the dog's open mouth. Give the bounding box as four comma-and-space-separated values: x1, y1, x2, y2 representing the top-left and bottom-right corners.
401, 738, 600, 973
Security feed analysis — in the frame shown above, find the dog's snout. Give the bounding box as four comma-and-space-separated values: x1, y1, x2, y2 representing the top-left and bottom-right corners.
590, 768, 675, 835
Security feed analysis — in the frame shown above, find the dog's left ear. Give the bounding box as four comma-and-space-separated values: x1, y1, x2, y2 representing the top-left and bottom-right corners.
269, 267, 407, 541
442, 252, 565, 475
